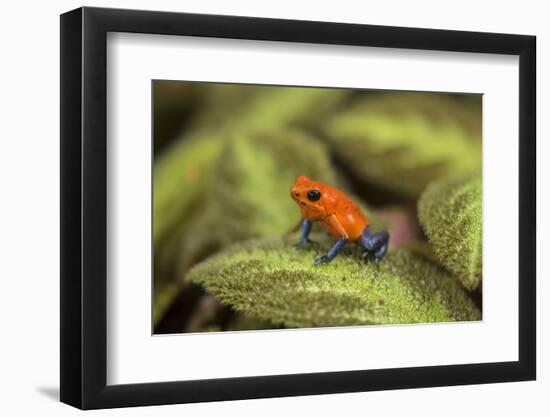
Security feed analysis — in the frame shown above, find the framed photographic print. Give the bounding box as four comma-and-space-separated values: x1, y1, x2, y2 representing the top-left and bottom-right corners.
60, 6, 536, 409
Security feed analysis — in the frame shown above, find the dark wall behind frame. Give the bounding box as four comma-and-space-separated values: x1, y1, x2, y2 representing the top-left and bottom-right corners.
61, 6, 536, 409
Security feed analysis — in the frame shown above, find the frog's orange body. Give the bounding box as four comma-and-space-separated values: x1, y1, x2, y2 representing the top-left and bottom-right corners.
290, 176, 389, 265
290, 176, 368, 241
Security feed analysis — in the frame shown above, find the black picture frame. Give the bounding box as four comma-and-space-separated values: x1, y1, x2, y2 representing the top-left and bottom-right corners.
60, 6, 536, 410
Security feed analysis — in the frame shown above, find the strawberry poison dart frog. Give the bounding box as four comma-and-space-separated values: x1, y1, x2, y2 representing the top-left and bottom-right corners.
290, 176, 389, 265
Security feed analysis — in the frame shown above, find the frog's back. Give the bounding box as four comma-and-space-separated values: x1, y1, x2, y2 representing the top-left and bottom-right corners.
322, 187, 369, 241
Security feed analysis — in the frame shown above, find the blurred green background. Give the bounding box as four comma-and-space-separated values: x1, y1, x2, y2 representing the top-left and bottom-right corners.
153, 81, 482, 334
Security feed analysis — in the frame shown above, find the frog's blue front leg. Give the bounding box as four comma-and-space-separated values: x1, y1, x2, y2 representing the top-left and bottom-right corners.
294, 219, 313, 248
314, 238, 348, 265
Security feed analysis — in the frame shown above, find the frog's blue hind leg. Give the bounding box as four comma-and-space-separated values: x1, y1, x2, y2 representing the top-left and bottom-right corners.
360, 226, 389, 262
294, 219, 313, 248
314, 238, 348, 265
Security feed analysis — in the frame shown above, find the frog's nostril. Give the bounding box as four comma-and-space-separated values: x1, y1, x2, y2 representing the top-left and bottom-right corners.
295, 193, 300, 197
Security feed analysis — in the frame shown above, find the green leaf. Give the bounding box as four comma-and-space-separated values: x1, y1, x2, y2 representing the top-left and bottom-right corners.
154, 85, 351, 248
418, 174, 482, 290
323, 92, 482, 197
154, 133, 225, 246
192, 84, 351, 131
176, 129, 364, 274
152, 86, 352, 323
153, 134, 227, 323
187, 237, 481, 327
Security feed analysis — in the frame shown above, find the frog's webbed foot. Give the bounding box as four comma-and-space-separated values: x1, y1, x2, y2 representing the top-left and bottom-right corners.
362, 250, 384, 264
314, 255, 331, 265
313, 238, 347, 265
360, 226, 389, 262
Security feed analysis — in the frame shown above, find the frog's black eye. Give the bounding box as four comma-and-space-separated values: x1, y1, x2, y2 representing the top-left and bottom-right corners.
307, 189, 321, 202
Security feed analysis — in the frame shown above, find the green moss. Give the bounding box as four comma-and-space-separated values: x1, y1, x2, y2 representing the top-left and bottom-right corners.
418, 174, 482, 290
323, 92, 482, 197
187, 237, 480, 327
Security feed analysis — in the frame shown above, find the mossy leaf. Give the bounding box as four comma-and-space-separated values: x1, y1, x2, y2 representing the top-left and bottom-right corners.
323, 92, 482, 197
176, 129, 367, 274
418, 174, 482, 290
153, 134, 227, 323
187, 237, 480, 327
153, 86, 352, 322
154, 85, 350, 247
192, 84, 350, 132
154, 134, 225, 246
238, 86, 350, 130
